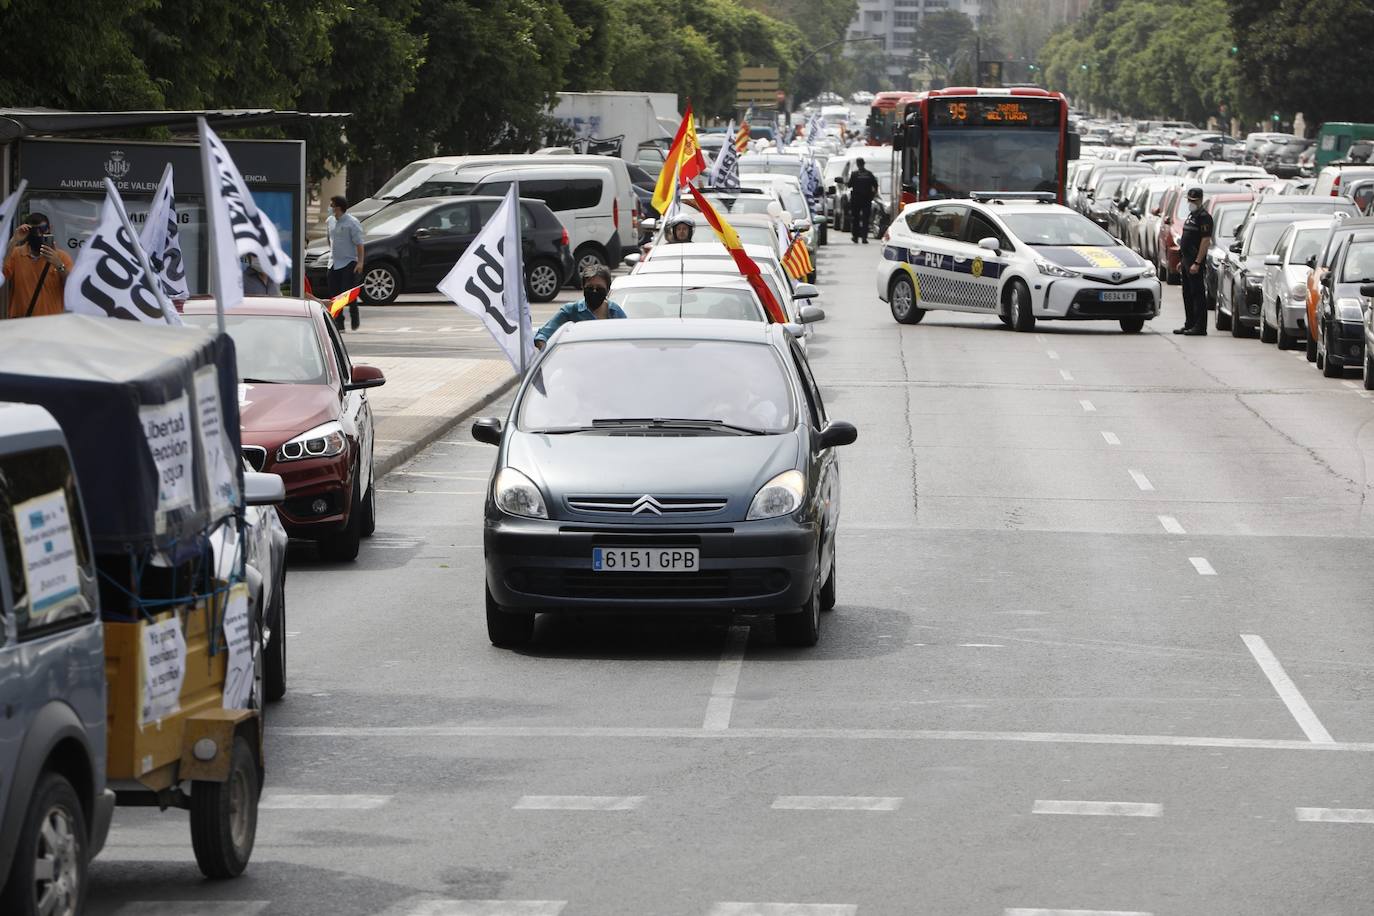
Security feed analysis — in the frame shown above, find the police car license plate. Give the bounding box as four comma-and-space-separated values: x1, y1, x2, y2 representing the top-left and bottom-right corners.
593, 547, 699, 572
1100, 291, 1137, 302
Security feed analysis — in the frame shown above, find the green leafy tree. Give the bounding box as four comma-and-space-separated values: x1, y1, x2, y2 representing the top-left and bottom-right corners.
913, 10, 977, 81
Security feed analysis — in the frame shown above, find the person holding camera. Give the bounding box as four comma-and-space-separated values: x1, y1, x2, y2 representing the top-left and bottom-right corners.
4, 213, 72, 318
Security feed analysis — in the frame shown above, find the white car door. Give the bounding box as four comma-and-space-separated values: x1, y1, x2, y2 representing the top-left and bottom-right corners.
901, 204, 983, 312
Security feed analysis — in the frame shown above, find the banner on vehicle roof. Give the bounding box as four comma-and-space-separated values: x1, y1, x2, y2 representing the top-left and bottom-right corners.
0, 180, 25, 291
139, 164, 191, 304
437, 183, 533, 373
64, 179, 180, 325
709, 121, 741, 191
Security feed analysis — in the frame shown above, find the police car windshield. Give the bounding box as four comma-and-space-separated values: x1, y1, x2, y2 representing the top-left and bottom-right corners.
1000, 213, 1117, 247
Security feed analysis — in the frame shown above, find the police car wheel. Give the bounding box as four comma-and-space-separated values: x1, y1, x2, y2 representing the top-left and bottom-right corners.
889, 274, 924, 324
1009, 281, 1035, 332
1120, 318, 1145, 333
1215, 303, 1232, 332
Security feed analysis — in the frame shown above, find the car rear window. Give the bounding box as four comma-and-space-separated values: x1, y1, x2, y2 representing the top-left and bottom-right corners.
183, 314, 329, 385
521, 339, 795, 433
616, 287, 763, 322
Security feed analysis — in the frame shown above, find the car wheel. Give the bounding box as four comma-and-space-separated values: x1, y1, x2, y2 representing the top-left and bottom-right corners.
189, 736, 259, 879
264, 567, 287, 702
807, 269, 818, 284
485, 584, 534, 648
1215, 300, 1232, 332
318, 474, 363, 562
359, 473, 376, 538
776, 583, 821, 647
817, 220, 828, 246
889, 273, 924, 324
1365, 350, 1374, 390
0, 772, 87, 916
1260, 313, 1278, 344
1155, 259, 1167, 282
1322, 327, 1343, 377
1120, 317, 1145, 333
819, 556, 836, 612
1306, 333, 1318, 362
359, 263, 400, 305
1009, 280, 1035, 332
574, 245, 609, 280
525, 259, 562, 303
1276, 315, 1295, 350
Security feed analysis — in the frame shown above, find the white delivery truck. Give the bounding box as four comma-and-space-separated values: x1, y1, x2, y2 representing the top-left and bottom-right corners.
550, 91, 678, 159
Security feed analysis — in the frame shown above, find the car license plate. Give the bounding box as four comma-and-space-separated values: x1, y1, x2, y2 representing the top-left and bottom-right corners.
593, 547, 699, 572
1100, 290, 1138, 302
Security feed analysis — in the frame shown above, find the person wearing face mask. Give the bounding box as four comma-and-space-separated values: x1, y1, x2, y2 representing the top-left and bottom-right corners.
325, 194, 366, 331
241, 254, 283, 297
1176, 186, 1213, 336
532, 264, 624, 350
4, 212, 73, 319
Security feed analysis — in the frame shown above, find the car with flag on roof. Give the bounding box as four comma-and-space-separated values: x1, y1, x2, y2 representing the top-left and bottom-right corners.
877, 193, 1160, 333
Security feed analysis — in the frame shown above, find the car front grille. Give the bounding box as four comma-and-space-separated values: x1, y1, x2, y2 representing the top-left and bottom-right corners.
242, 446, 268, 471
507, 568, 789, 601
1068, 291, 1155, 318
567, 496, 728, 515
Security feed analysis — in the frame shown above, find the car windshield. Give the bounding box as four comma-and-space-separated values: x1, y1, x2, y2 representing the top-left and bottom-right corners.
1290, 229, 1327, 265
183, 315, 329, 385
928, 129, 1061, 197
615, 287, 763, 321
1214, 206, 1247, 238
1341, 242, 1374, 282
395, 175, 478, 202
359, 201, 438, 237
1245, 222, 1289, 255
374, 162, 445, 200
1096, 176, 1126, 199
1001, 213, 1117, 246
520, 339, 795, 433
702, 194, 776, 216
740, 159, 804, 178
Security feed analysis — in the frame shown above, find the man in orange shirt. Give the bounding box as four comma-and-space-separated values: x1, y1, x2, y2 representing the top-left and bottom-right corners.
4, 213, 73, 318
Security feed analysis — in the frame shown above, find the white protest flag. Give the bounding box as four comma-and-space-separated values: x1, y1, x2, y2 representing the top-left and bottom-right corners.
0, 180, 25, 290
198, 118, 291, 319
437, 183, 533, 372
65, 179, 179, 324
806, 112, 825, 146
139, 164, 190, 305
801, 150, 823, 207
708, 121, 741, 190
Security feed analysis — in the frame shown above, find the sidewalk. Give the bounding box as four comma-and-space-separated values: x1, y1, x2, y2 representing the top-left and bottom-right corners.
362, 355, 516, 476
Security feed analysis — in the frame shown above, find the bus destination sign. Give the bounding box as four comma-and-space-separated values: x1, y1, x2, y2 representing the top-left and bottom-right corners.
929, 98, 1060, 128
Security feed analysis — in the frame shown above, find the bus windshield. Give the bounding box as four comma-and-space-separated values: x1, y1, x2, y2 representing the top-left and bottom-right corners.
926, 128, 1061, 198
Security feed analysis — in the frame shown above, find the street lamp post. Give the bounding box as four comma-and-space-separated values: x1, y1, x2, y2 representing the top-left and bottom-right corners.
785, 35, 884, 127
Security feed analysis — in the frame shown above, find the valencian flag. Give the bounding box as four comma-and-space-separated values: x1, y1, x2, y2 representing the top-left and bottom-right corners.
782, 233, 814, 280
652, 103, 708, 214
736, 107, 754, 152
328, 285, 362, 319
686, 184, 787, 324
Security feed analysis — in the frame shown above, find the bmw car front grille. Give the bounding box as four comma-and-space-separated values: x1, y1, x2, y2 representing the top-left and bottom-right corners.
242, 446, 268, 471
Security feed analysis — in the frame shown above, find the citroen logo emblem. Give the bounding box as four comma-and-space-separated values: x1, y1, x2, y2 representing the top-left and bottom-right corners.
631, 495, 664, 516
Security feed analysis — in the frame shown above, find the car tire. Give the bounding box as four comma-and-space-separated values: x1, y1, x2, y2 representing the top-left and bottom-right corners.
1322, 328, 1343, 377
1120, 317, 1145, 333
1215, 301, 1232, 332
0, 772, 88, 916
817, 220, 828, 246
1009, 280, 1035, 332
1365, 350, 1374, 390
1260, 314, 1278, 344
819, 557, 836, 612
889, 274, 924, 324
264, 568, 287, 703
1276, 314, 1295, 350
359, 473, 376, 538
318, 475, 363, 562
1231, 308, 1249, 338
486, 584, 534, 648
807, 269, 818, 285
775, 584, 820, 647
525, 259, 562, 303
1155, 260, 1167, 282
1306, 333, 1318, 362
189, 736, 259, 879
574, 245, 609, 281
359, 263, 400, 305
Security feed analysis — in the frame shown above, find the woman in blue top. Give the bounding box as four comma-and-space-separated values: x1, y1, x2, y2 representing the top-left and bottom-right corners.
533, 264, 626, 349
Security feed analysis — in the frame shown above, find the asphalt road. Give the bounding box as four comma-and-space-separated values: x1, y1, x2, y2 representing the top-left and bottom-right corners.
89, 238, 1374, 916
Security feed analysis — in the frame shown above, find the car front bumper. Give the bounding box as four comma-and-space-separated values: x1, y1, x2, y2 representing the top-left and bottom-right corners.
256, 449, 355, 538
1281, 301, 1308, 333
1033, 277, 1161, 320
1330, 321, 1364, 364
485, 514, 820, 613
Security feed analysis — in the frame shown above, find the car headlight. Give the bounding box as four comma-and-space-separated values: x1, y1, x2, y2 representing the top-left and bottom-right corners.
493, 467, 547, 519
747, 469, 805, 520
1291, 283, 1308, 301
1135, 268, 1155, 280
1337, 297, 1365, 321
276, 421, 347, 462
1036, 258, 1079, 278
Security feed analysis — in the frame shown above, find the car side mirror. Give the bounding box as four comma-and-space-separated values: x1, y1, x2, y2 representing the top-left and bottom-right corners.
1307, 255, 1318, 268
624, 252, 641, 266
792, 283, 820, 300
977, 236, 1000, 253
817, 420, 858, 450
243, 471, 286, 507
345, 364, 386, 391
1131, 207, 1143, 216
413, 228, 433, 239
799, 305, 825, 323
1151, 207, 1161, 216
640, 218, 658, 233
1229, 241, 1243, 253
471, 417, 504, 446
1263, 254, 1282, 267
1361, 283, 1374, 298
791, 220, 810, 233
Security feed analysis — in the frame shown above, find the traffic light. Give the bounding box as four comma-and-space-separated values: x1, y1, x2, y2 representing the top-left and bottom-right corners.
1272, 111, 1281, 124
1229, 45, 1238, 55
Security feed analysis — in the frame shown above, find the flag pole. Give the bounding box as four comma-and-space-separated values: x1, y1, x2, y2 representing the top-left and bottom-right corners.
513, 179, 529, 374
197, 117, 226, 335
104, 178, 179, 325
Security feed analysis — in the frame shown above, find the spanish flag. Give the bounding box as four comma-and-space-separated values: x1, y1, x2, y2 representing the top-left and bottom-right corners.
327, 285, 362, 318
652, 103, 708, 215
782, 234, 814, 281
686, 185, 787, 324
735, 120, 752, 153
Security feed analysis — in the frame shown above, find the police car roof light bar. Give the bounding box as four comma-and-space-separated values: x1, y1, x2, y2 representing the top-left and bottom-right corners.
968, 191, 1058, 203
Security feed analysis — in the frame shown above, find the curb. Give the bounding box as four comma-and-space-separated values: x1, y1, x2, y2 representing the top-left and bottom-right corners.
373, 374, 519, 480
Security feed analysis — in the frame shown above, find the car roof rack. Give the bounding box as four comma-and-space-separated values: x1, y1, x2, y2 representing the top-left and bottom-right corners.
968, 191, 1057, 204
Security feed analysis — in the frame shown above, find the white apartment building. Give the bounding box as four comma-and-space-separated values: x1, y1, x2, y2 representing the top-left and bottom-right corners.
846, 0, 985, 57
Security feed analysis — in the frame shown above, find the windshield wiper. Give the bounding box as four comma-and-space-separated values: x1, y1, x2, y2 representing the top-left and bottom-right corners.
590, 417, 767, 435
240, 377, 279, 384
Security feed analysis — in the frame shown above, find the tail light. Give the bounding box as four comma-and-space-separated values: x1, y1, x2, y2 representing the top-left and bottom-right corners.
1332, 174, 1340, 196
900, 190, 916, 207
560, 228, 569, 248
613, 200, 620, 229
882, 227, 891, 241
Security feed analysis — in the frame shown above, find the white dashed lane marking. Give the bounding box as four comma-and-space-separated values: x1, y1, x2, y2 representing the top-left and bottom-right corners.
514, 796, 645, 811
708, 906, 858, 916
1101, 431, 1120, 445
703, 626, 750, 730
1059, 369, 1074, 381
1005, 910, 1152, 916
1296, 807, 1374, 823
1242, 634, 1335, 744
111, 905, 269, 916
1046, 350, 1060, 360
405, 903, 567, 916
1189, 557, 1216, 575
772, 796, 902, 811
1128, 469, 1154, 491
1157, 515, 1185, 534
259, 794, 391, 809
1032, 800, 1162, 818
1079, 399, 1096, 412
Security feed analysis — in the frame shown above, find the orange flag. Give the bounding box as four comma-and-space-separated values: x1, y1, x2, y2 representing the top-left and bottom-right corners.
686, 185, 788, 324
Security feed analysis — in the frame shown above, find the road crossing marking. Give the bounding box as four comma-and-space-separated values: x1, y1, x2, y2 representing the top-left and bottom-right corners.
1035, 334, 1047, 343
1295, 807, 1374, 823
1157, 515, 1185, 534
1046, 350, 1060, 360
1189, 557, 1216, 576
1079, 400, 1096, 412
1032, 800, 1162, 818
1242, 634, 1335, 744
1128, 469, 1154, 491
1101, 431, 1120, 445
1059, 369, 1075, 381
514, 795, 645, 810
1005, 910, 1152, 916
772, 796, 902, 811
709, 905, 858, 916
406, 903, 568, 916
260, 794, 391, 809
703, 626, 750, 730
111, 905, 269, 916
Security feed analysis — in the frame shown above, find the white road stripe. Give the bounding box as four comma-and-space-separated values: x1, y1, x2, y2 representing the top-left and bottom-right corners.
112, 905, 269, 916
1242, 634, 1335, 744
1046, 350, 1060, 360
1005, 911, 1151, 916
1101, 431, 1121, 445
1343, 380, 1360, 389
1189, 557, 1216, 575
1059, 369, 1075, 381
392, 471, 489, 480
378, 489, 482, 496
772, 796, 902, 811
407, 903, 567, 916
514, 795, 645, 810
260, 794, 391, 809
1296, 807, 1374, 823
1079, 399, 1096, 412
1035, 334, 1047, 343
1157, 515, 1185, 534
1032, 800, 1162, 818
703, 625, 749, 730
1128, 469, 1154, 491
958, 642, 1006, 648
709, 905, 858, 916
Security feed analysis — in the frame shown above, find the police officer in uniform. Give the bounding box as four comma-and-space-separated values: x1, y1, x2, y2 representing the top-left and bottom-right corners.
1176, 186, 1213, 336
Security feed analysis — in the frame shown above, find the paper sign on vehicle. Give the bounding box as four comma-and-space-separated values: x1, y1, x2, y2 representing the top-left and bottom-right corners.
222, 585, 254, 710
141, 616, 187, 724
12, 489, 81, 620
194, 366, 239, 515
140, 394, 195, 531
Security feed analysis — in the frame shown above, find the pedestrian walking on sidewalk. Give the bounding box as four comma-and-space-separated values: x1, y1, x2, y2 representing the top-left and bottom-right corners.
533, 264, 625, 350
1176, 187, 1213, 336
847, 158, 879, 244
326, 195, 365, 332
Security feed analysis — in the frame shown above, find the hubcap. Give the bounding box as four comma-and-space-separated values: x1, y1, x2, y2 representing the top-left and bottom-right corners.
577, 253, 605, 275
228, 764, 252, 853
363, 269, 395, 301
529, 265, 558, 298
33, 805, 79, 916
893, 281, 912, 317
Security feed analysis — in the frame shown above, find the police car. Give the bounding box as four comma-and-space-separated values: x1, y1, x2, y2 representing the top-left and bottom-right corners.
876, 193, 1162, 333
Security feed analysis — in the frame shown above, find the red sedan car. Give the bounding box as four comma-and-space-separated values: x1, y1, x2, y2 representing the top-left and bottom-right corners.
184, 298, 385, 561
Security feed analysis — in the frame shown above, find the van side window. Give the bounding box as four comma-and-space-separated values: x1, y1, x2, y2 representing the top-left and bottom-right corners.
0, 447, 96, 638
521, 178, 603, 212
